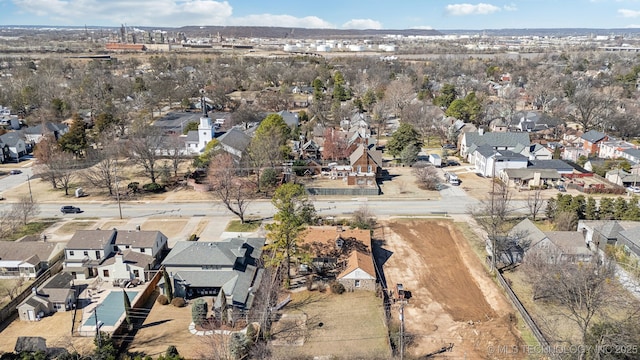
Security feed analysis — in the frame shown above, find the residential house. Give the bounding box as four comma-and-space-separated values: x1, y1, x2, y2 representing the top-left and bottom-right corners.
460, 130, 530, 159
21, 122, 69, 144
348, 144, 383, 186
512, 219, 593, 264
0, 241, 64, 279
518, 144, 553, 160
605, 169, 640, 187
0, 138, 9, 163
63, 229, 167, 280
527, 159, 575, 175
17, 272, 76, 321
472, 146, 528, 177
620, 148, 640, 165
577, 220, 640, 251
0, 132, 27, 162
299, 226, 375, 291
500, 168, 561, 189
489, 118, 509, 132
510, 111, 550, 132
581, 130, 608, 156
300, 140, 320, 159
613, 227, 640, 260
598, 139, 637, 159
274, 110, 299, 128
161, 237, 265, 309
216, 128, 252, 160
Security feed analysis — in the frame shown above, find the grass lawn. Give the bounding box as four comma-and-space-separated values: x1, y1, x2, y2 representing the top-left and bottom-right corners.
4, 220, 57, 241
56, 220, 98, 235
270, 291, 391, 359
0, 278, 34, 308
225, 219, 261, 232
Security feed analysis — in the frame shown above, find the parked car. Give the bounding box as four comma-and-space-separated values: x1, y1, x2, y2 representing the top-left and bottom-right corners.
9, 169, 22, 175
627, 186, 640, 193
557, 185, 567, 192
442, 144, 456, 150
60, 206, 82, 214
446, 160, 460, 167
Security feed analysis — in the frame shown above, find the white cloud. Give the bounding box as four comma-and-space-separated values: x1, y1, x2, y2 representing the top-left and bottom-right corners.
503, 3, 518, 11
445, 3, 501, 16
626, 24, 640, 27
12, 0, 234, 26
619, 8, 640, 17
342, 19, 382, 29
230, 14, 333, 28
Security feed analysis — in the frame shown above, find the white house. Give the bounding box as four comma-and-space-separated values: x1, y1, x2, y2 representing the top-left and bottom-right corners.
0, 132, 27, 162
460, 130, 530, 159
472, 146, 528, 177
97, 251, 154, 282
598, 139, 637, 159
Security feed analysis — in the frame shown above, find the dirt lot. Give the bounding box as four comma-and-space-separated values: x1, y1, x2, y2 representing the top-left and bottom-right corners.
380, 219, 525, 359
270, 291, 391, 359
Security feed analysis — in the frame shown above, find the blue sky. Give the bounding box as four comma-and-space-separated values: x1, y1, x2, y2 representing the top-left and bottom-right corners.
1, 0, 640, 30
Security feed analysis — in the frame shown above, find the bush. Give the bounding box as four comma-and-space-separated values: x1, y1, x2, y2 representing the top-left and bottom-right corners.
191, 299, 208, 326
157, 294, 169, 305
188, 234, 198, 241
127, 182, 140, 193
330, 281, 345, 294
143, 182, 165, 193
171, 297, 186, 307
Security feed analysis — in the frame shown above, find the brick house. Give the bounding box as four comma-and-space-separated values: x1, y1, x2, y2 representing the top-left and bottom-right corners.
348, 144, 383, 186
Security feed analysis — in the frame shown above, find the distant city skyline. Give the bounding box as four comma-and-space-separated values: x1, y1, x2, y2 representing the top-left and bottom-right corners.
2, 0, 640, 30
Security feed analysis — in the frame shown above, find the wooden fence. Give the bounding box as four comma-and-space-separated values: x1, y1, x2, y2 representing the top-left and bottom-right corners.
0, 260, 63, 325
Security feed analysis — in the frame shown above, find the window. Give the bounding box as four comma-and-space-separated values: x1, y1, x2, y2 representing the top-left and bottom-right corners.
355, 280, 361, 288
133, 270, 140, 278
95, 251, 101, 259
367, 165, 372, 173
69, 251, 75, 256
103, 269, 109, 277
125, 245, 130, 249
83, 251, 88, 256
140, 248, 146, 253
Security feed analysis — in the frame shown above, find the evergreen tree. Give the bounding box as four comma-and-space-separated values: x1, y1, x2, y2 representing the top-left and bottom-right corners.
585, 197, 598, 220
58, 113, 87, 157
624, 197, 640, 220
387, 123, 421, 158
162, 268, 174, 302
598, 197, 615, 220
613, 197, 628, 219
546, 197, 557, 220
570, 195, 586, 220
191, 299, 208, 326
123, 290, 132, 330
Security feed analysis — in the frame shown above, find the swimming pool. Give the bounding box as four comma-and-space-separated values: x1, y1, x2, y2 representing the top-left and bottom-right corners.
83, 290, 139, 328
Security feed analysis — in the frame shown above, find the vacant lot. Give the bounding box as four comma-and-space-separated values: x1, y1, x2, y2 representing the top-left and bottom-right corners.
270, 291, 391, 359
380, 220, 525, 359
140, 219, 187, 238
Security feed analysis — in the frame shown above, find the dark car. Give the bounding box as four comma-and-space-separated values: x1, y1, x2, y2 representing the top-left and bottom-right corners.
9, 169, 22, 175
442, 144, 456, 150
60, 206, 82, 214
447, 160, 460, 167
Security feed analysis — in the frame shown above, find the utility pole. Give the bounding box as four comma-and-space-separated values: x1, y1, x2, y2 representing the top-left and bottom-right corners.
399, 301, 405, 360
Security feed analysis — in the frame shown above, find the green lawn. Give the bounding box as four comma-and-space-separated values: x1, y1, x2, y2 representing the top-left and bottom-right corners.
225, 219, 261, 232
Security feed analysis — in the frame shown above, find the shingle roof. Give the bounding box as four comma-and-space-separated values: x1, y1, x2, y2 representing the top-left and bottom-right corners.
163, 237, 264, 267
99, 250, 154, 268
115, 230, 164, 248
623, 148, 640, 160
528, 159, 573, 172
503, 168, 561, 180
0, 241, 63, 263
463, 131, 530, 148
185, 130, 199, 142
510, 219, 547, 247
21, 122, 68, 135
338, 250, 376, 279
0, 132, 23, 147
275, 110, 299, 128
581, 130, 607, 143
349, 144, 382, 168
543, 231, 590, 256
41, 272, 74, 289
217, 128, 251, 153
66, 230, 115, 250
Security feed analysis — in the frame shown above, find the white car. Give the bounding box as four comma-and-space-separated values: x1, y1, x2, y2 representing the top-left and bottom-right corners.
626, 186, 640, 193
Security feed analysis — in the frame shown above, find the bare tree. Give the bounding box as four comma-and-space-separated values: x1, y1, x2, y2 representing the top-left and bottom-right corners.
127, 122, 165, 183
383, 76, 415, 119
165, 133, 187, 177
413, 165, 441, 190
33, 134, 61, 189
83, 154, 118, 196
569, 86, 616, 131
0, 276, 25, 300
208, 153, 255, 224
12, 196, 40, 226
51, 151, 78, 196
527, 188, 545, 221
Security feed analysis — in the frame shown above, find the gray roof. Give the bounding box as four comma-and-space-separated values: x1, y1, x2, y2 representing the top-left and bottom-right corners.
275, 110, 299, 128
99, 250, 154, 268
66, 230, 115, 250
581, 130, 607, 143
503, 168, 561, 180
41, 272, 74, 289
21, 122, 68, 135
623, 148, 640, 160
0, 132, 23, 147
510, 219, 547, 247
217, 128, 251, 153
115, 230, 165, 248
543, 231, 590, 256
463, 131, 530, 148
185, 130, 199, 143
163, 237, 265, 267
0, 241, 63, 263
528, 159, 573, 172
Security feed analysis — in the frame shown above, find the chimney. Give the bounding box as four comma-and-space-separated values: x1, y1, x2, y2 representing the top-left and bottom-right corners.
479, 128, 485, 136
136, 225, 140, 231
115, 252, 124, 264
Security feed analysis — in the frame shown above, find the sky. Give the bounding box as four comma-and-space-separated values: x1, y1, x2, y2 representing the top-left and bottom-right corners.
2, 0, 640, 30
